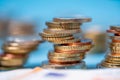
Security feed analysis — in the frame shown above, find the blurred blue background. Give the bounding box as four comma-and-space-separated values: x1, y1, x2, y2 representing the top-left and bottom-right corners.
0, 0, 120, 69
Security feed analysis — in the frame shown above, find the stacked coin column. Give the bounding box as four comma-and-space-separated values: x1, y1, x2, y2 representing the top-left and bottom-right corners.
40, 17, 93, 69
0, 21, 41, 70
99, 26, 120, 68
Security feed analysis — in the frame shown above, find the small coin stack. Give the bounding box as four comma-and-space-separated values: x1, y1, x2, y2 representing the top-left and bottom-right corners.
98, 26, 120, 68
0, 21, 41, 70
40, 17, 93, 69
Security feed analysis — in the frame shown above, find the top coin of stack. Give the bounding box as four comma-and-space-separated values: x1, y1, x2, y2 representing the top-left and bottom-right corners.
99, 26, 120, 68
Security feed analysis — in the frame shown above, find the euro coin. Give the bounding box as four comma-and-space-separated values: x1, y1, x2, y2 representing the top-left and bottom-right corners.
46, 22, 81, 29
53, 17, 91, 23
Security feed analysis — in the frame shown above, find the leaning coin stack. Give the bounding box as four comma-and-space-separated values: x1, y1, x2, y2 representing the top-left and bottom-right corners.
98, 26, 120, 68
0, 21, 41, 70
40, 17, 93, 69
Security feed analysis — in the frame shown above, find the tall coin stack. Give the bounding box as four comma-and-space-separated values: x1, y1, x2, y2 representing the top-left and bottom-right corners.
40, 17, 93, 69
98, 26, 120, 68
0, 21, 41, 70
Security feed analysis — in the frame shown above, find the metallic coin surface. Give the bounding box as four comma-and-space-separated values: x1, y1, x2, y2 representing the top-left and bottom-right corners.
49, 51, 85, 57
0, 58, 25, 67
43, 29, 81, 34
0, 53, 26, 67
53, 17, 91, 23
54, 44, 92, 51
53, 39, 80, 44
46, 21, 81, 29
41, 61, 86, 69
40, 32, 72, 38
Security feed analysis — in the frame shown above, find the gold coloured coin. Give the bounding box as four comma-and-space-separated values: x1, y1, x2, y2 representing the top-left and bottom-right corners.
68, 39, 92, 46
49, 57, 82, 62
53, 17, 91, 23
49, 60, 81, 65
101, 61, 119, 66
40, 32, 72, 38
42, 36, 74, 41
46, 22, 81, 29
104, 60, 120, 64
101, 63, 120, 68
55, 49, 87, 53
110, 42, 120, 47
43, 29, 81, 34
54, 44, 92, 51
2, 46, 32, 54
101, 61, 120, 66
0, 58, 25, 67
107, 54, 120, 58
48, 53, 85, 59
53, 39, 80, 44
0, 54, 26, 67
49, 51, 85, 57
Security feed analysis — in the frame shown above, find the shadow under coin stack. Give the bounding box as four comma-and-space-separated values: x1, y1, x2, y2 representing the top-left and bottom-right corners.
98, 26, 120, 68
40, 17, 93, 69
0, 21, 41, 70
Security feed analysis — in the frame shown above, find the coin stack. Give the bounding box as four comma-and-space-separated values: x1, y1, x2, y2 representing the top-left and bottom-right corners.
40, 17, 93, 69
0, 21, 41, 70
98, 26, 120, 68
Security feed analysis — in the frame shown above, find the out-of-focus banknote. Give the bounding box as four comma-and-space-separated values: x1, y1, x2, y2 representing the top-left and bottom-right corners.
0, 68, 120, 80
